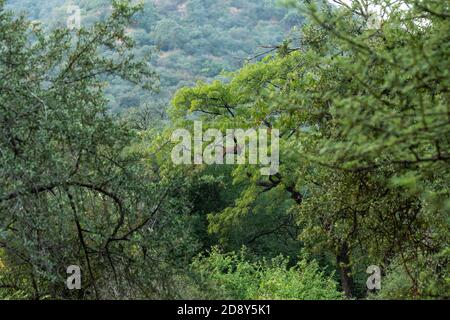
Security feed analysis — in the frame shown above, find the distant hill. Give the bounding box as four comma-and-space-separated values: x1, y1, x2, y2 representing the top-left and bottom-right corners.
5, 0, 303, 112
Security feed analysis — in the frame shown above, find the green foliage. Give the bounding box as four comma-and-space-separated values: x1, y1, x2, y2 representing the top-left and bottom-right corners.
192, 247, 343, 300
171, 0, 450, 299
2, 0, 449, 301
6, 0, 303, 112
0, 0, 196, 299
370, 251, 450, 299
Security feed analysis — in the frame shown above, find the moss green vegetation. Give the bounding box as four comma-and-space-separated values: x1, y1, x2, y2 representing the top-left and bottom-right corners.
1, 0, 449, 299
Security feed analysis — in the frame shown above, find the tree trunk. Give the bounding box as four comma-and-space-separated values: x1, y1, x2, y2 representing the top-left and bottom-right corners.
337, 242, 354, 298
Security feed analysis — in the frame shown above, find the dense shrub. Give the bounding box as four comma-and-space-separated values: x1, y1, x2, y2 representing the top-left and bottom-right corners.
192, 248, 343, 300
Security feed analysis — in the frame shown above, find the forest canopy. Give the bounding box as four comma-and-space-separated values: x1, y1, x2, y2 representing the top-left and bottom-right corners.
0, 0, 449, 300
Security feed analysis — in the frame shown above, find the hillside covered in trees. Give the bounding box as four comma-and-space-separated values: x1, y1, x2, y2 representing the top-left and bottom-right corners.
6, 0, 301, 112
0, 0, 449, 300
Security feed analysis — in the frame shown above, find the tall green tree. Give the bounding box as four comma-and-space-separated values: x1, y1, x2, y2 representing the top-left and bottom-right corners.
0, 0, 197, 299
171, 0, 450, 298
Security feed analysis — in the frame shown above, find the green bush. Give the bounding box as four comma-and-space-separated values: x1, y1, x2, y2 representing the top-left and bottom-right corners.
192, 247, 343, 300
